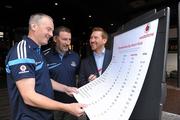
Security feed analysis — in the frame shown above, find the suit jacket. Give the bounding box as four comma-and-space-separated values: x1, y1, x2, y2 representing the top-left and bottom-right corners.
78, 49, 112, 87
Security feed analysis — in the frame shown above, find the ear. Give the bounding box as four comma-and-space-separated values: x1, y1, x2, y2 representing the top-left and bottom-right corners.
53, 36, 57, 43
103, 38, 107, 44
31, 24, 37, 31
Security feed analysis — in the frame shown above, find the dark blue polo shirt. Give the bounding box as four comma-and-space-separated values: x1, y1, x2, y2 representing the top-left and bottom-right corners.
5, 36, 54, 120
44, 48, 80, 103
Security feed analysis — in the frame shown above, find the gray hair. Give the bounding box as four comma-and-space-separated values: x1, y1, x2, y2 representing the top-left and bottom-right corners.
28, 13, 53, 29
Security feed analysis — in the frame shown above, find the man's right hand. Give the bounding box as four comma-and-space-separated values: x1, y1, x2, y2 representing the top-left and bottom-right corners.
65, 103, 87, 117
88, 74, 97, 82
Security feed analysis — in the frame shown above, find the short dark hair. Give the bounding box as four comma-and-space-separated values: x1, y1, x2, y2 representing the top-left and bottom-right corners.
92, 27, 108, 40
53, 26, 71, 36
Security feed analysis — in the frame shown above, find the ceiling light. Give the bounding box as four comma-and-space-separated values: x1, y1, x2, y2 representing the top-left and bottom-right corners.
110, 23, 114, 26
0, 32, 4, 38
54, 2, 58, 6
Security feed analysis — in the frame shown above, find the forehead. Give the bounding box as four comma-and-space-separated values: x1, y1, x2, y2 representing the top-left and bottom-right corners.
91, 31, 102, 37
59, 31, 71, 38
39, 17, 54, 28
59, 31, 71, 36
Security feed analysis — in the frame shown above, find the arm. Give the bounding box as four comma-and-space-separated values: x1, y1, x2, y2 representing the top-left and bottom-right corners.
51, 79, 77, 97
78, 60, 89, 87
16, 78, 85, 116
78, 60, 97, 87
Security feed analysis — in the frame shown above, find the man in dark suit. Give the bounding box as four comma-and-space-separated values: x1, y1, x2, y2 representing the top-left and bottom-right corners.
78, 27, 112, 87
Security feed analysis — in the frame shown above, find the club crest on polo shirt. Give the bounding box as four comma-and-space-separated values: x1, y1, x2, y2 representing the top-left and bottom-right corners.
71, 61, 77, 67
19, 65, 29, 74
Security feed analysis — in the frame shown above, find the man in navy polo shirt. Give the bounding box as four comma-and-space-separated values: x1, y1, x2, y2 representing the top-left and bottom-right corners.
5, 13, 85, 120
44, 26, 80, 120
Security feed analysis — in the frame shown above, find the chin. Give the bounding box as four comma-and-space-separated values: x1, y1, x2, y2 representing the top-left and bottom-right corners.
63, 48, 68, 51
91, 47, 96, 51
42, 42, 48, 45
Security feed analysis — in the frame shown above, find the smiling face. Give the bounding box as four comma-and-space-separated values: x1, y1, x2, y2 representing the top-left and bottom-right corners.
34, 16, 54, 46
54, 31, 71, 53
28, 14, 54, 46
90, 31, 107, 53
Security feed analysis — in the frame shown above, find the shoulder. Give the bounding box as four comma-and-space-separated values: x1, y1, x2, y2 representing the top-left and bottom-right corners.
105, 49, 112, 57
43, 48, 56, 62
105, 49, 112, 54
5, 40, 35, 66
43, 48, 52, 56
43, 48, 56, 59
7, 40, 30, 59
81, 54, 93, 63
69, 51, 80, 59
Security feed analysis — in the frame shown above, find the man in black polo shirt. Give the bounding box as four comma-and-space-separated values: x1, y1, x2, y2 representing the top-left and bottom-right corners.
5, 13, 85, 120
44, 26, 80, 120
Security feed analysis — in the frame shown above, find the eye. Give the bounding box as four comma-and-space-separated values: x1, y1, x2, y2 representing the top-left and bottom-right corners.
47, 27, 53, 32
62, 38, 71, 41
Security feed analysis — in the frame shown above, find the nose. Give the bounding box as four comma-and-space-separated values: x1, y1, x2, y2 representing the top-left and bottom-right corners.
66, 39, 71, 45
90, 37, 95, 42
49, 31, 53, 37
90, 39, 96, 45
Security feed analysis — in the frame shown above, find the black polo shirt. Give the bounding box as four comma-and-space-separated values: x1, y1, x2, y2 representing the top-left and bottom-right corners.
44, 48, 80, 103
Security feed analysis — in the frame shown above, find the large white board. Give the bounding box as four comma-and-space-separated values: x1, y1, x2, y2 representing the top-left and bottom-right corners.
74, 19, 159, 120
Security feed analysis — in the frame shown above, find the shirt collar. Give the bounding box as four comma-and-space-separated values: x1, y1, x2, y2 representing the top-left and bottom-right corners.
93, 48, 105, 56
23, 36, 40, 50
53, 47, 72, 57
57, 49, 65, 57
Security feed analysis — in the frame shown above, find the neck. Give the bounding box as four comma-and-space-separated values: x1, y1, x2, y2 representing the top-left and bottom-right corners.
28, 33, 41, 47
55, 47, 65, 55
94, 47, 105, 54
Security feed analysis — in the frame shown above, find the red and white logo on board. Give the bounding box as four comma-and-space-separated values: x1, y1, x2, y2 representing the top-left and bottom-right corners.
145, 23, 150, 33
